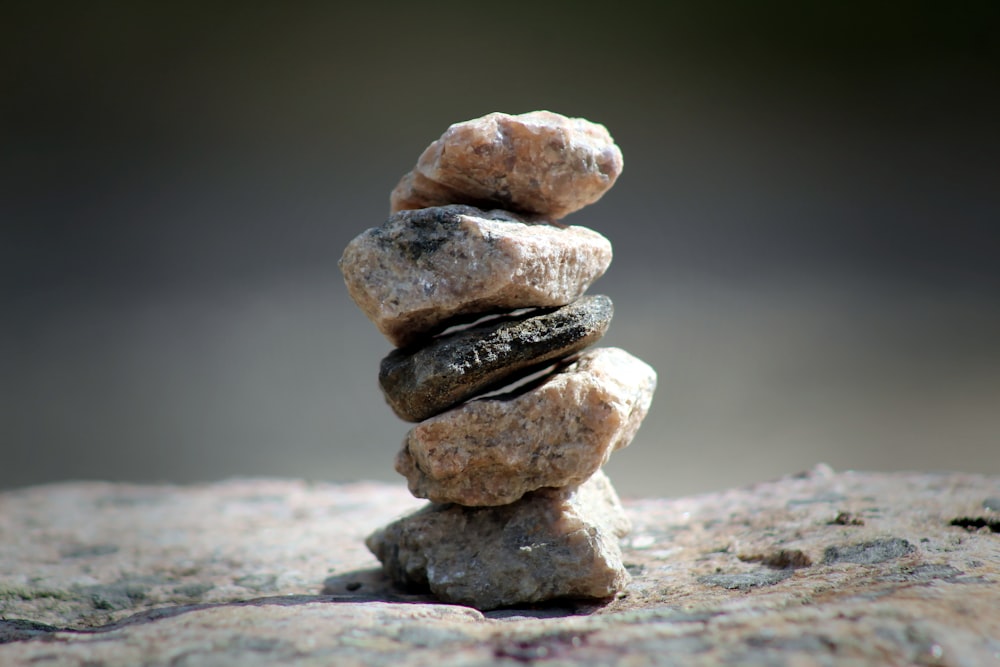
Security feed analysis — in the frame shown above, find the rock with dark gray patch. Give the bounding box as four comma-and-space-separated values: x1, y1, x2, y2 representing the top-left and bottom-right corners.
822, 538, 916, 565
879, 564, 965, 583
379, 295, 614, 422
339, 205, 613, 347
365, 471, 630, 610
698, 569, 793, 590
80, 577, 163, 611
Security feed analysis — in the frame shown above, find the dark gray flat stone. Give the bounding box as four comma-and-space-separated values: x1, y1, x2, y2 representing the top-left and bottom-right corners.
379, 294, 613, 422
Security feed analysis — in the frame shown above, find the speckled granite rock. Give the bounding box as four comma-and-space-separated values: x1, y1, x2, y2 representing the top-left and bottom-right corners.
1, 468, 999, 665
366, 471, 630, 610
390, 111, 624, 220
339, 205, 613, 347
379, 295, 614, 422
395, 347, 657, 505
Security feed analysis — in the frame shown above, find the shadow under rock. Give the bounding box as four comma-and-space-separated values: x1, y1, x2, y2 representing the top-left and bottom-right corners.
321, 567, 439, 603
322, 568, 613, 619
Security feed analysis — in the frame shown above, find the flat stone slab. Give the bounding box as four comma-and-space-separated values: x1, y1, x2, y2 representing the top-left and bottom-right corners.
339, 205, 613, 347
2, 467, 999, 665
396, 347, 657, 505
390, 110, 624, 220
367, 470, 630, 610
379, 295, 614, 422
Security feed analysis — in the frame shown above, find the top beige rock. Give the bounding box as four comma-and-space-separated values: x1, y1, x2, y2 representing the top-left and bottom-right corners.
390, 111, 624, 220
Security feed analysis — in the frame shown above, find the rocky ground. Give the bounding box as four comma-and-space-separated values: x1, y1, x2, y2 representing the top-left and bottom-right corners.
1, 465, 998, 666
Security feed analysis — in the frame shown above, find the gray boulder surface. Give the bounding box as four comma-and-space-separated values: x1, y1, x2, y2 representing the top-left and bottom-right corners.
1, 466, 998, 665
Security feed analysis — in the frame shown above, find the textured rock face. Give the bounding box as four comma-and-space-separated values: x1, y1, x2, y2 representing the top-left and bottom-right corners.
339, 205, 613, 347
365, 471, 630, 610
396, 347, 657, 506
379, 295, 614, 422
390, 111, 624, 220
2, 470, 999, 666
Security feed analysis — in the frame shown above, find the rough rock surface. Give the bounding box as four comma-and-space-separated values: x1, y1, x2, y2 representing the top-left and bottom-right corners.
366, 471, 630, 610
396, 347, 657, 506
339, 205, 613, 347
379, 295, 614, 422
390, 111, 624, 220
2, 467, 999, 665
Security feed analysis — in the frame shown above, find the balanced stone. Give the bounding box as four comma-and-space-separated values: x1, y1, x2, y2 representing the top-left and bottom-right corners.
379, 295, 614, 422
366, 470, 630, 610
395, 347, 657, 506
339, 205, 612, 347
390, 111, 624, 220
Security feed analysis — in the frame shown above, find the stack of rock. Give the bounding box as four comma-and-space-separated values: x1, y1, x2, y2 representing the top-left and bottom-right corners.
339, 111, 657, 611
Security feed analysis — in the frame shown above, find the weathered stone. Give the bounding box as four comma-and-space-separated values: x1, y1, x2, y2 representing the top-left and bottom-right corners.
2, 469, 1000, 665
379, 295, 614, 422
822, 538, 916, 565
699, 570, 793, 590
395, 347, 656, 506
339, 205, 613, 347
365, 471, 631, 611
390, 111, 624, 220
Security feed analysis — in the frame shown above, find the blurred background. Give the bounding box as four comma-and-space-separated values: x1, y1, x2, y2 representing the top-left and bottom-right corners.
3, 2, 998, 497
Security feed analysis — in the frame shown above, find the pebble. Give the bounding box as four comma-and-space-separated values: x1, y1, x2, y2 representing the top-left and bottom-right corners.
379, 295, 614, 422
365, 471, 630, 611
339, 204, 612, 347
390, 111, 623, 220
395, 347, 657, 506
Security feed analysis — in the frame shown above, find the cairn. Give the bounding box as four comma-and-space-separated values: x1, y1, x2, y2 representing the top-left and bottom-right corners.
339, 111, 656, 610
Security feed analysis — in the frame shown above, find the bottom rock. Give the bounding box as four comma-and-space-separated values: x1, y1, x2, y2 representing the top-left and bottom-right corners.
365, 471, 631, 610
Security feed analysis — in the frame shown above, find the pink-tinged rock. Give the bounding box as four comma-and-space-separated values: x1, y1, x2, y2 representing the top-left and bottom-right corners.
339, 205, 613, 347
365, 471, 630, 611
396, 347, 657, 506
390, 111, 623, 220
